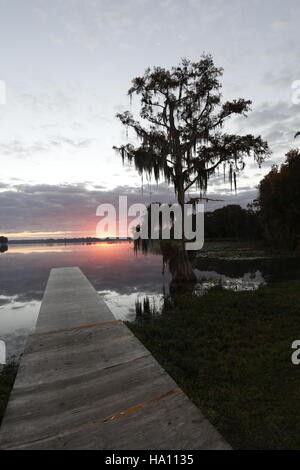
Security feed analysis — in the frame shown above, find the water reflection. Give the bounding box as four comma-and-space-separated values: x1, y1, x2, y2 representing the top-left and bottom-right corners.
133, 238, 300, 316
99, 289, 165, 322
193, 253, 300, 282
0, 242, 166, 359
1, 241, 300, 360
193, 270, 265, 296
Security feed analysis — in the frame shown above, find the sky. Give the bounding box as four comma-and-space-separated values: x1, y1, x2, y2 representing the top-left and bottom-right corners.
0, 0, 300, 238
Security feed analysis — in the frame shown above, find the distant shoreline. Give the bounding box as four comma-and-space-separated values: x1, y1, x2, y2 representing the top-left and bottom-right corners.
7, 237, 133, 245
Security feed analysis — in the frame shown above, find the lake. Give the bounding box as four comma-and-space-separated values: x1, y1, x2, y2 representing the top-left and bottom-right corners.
0, 242, 168, 360
1, 241, 300, 360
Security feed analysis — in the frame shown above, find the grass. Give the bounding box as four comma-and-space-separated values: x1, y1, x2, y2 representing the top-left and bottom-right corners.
127, 281, 300, 450
0, 362, 18, 425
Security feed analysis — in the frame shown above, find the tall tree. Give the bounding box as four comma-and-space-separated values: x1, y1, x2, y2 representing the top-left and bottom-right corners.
114, 55, 270, 281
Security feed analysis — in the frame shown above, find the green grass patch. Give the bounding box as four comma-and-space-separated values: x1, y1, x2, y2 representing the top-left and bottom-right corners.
127, 281, 300, 450
0, 362, 18, 425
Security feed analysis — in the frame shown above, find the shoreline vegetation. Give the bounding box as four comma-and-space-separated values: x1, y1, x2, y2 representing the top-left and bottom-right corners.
127, 279, 300, 450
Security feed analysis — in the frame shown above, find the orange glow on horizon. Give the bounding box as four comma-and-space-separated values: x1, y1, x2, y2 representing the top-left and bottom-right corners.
3, 230, 99, 240
3, 226, 122, 240
6, 240, 132, 255
3, 231, 73, 239
7, 240, 131, 254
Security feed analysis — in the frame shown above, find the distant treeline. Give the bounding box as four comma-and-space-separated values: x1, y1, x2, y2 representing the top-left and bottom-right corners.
206, 149, 300, 249
204, 205, 261, 240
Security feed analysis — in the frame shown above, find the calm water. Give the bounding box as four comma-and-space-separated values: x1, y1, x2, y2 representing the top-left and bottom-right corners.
1, 241, 300, 360
0, 242, 168, 360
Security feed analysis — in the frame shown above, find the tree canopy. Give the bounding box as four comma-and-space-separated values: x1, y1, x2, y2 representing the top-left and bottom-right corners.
114, 55, 270, 204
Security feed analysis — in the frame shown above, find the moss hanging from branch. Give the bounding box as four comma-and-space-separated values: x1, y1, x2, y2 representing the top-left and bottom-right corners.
113, 55, 270, 200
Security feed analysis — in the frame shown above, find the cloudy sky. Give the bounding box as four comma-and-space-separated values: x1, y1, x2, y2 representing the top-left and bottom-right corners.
0, 0, 300, 238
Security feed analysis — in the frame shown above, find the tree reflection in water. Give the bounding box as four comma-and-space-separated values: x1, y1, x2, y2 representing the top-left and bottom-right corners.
134, 237, 197, 318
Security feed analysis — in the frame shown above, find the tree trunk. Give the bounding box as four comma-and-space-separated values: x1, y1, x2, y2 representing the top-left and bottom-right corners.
169, 183, 197, 283
168, 247, 197, 283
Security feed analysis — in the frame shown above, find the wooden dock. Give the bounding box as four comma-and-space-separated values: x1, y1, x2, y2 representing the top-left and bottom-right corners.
0, 267, 230, 450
